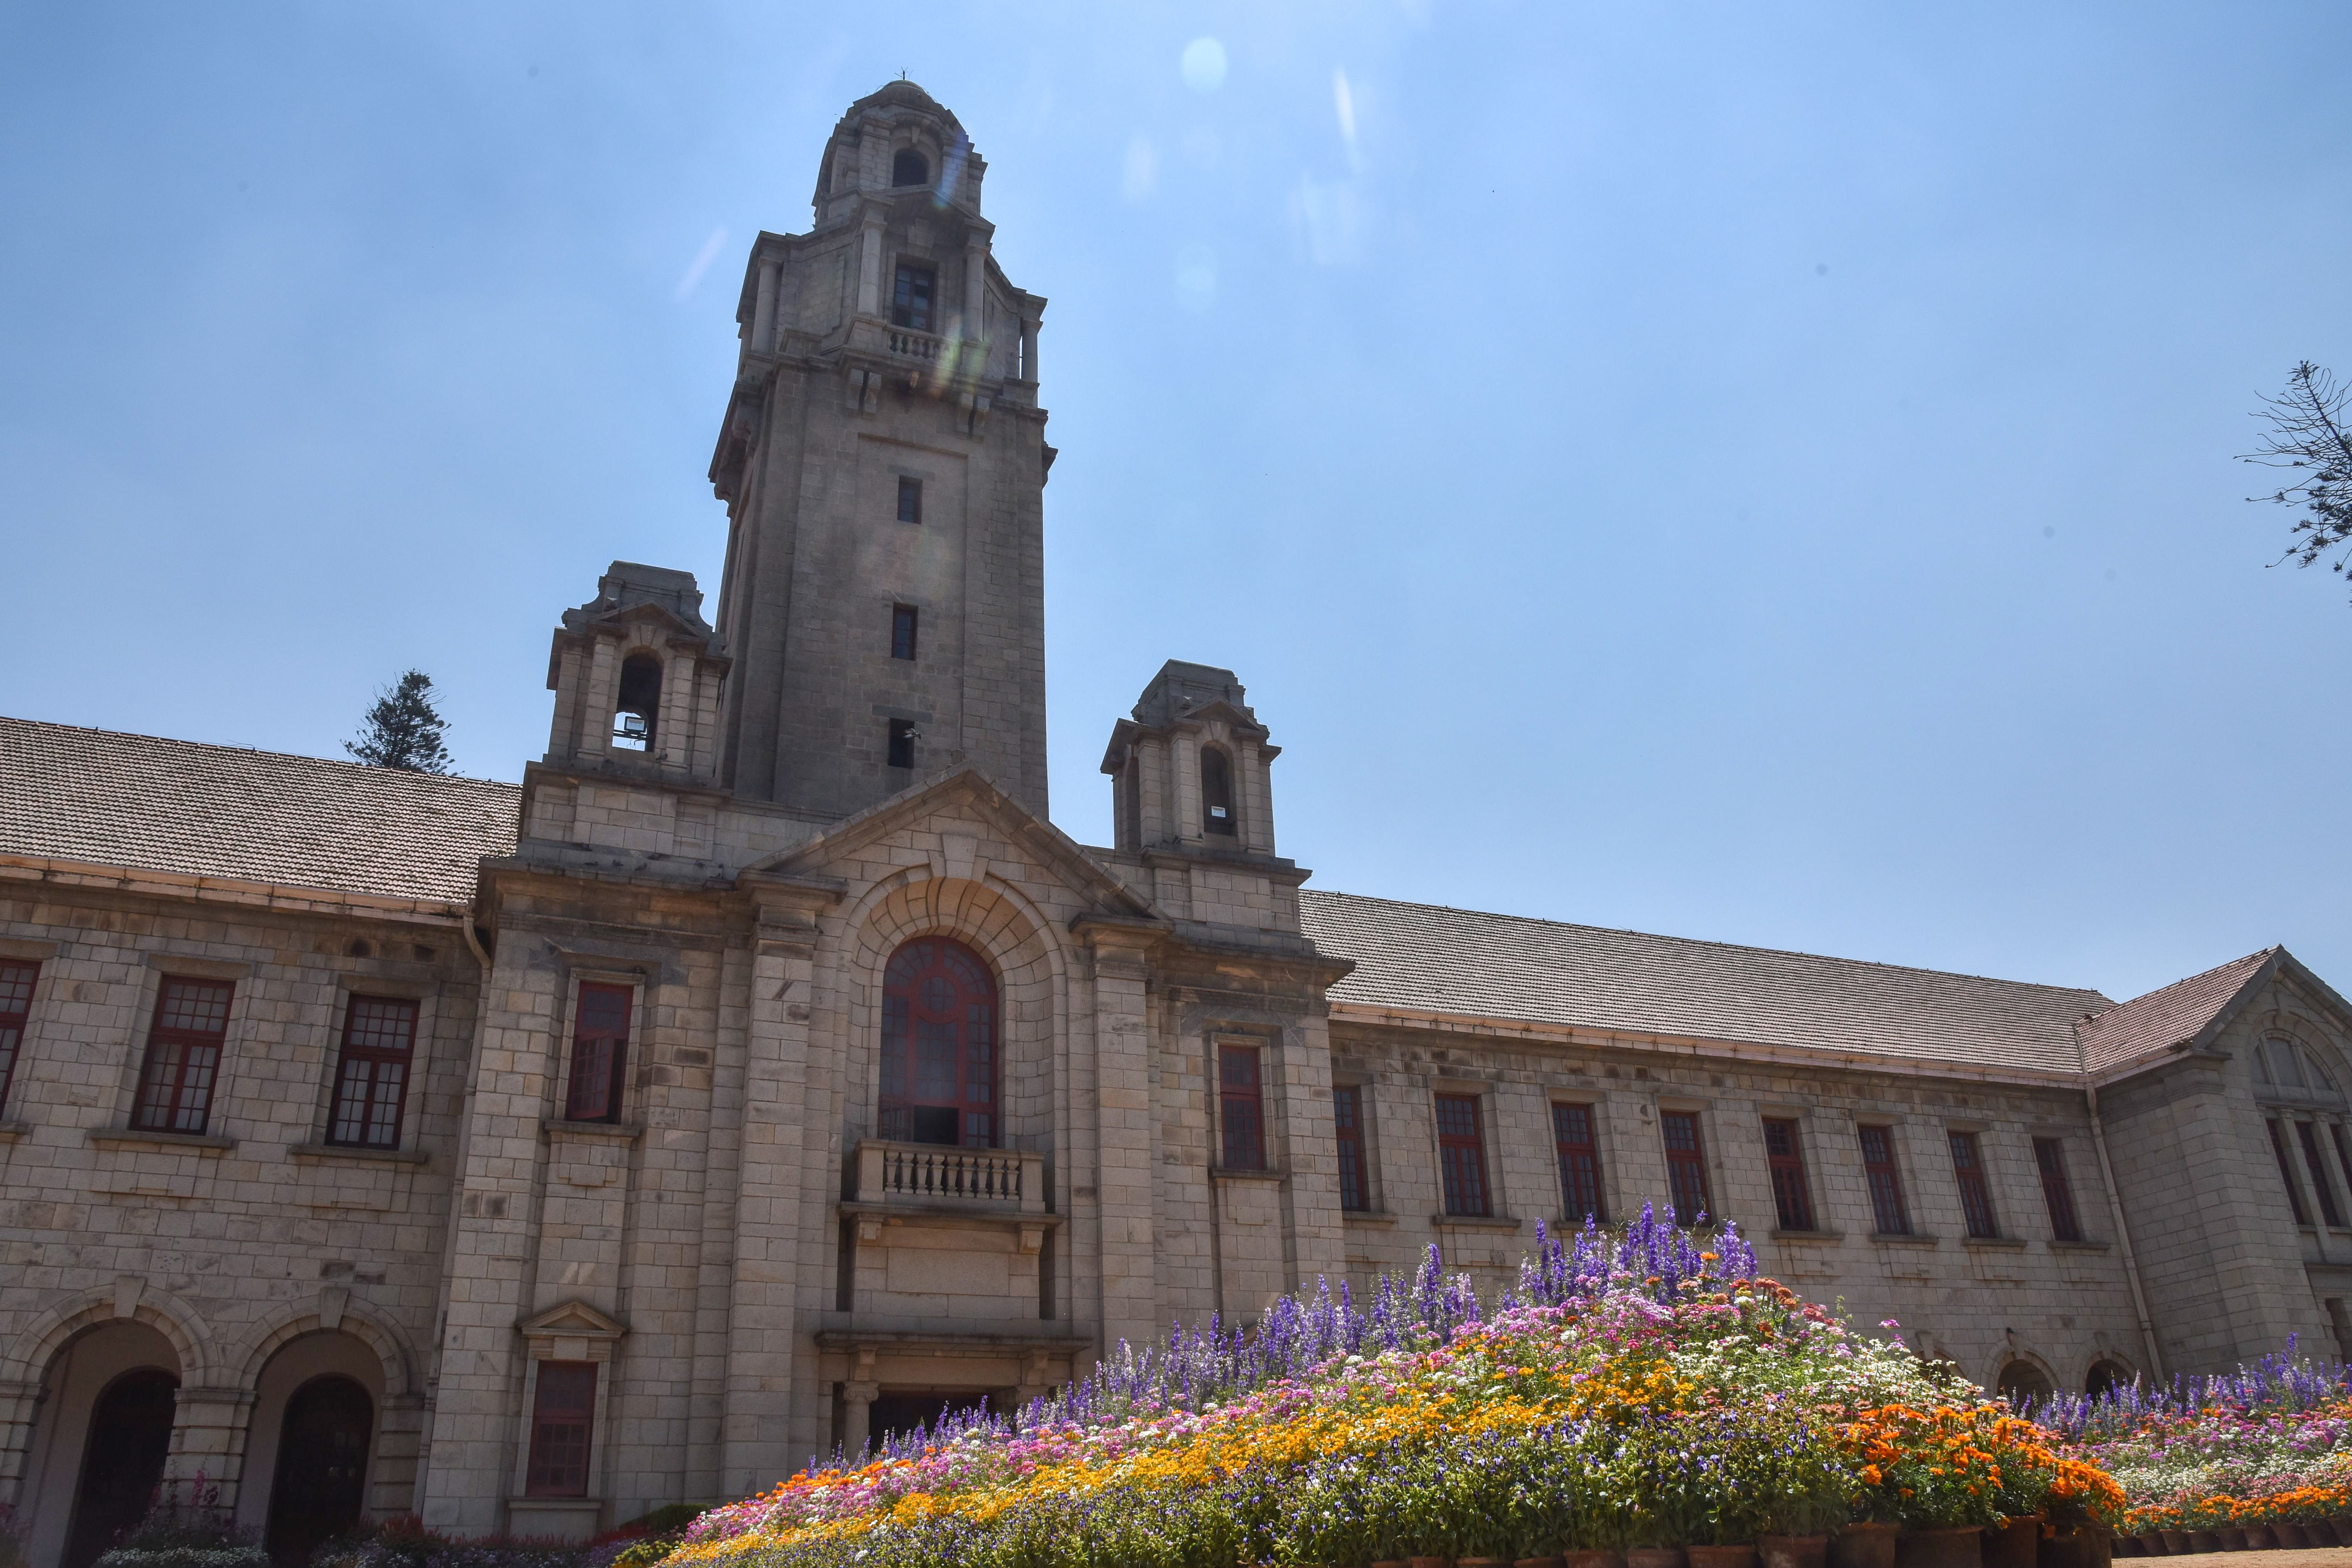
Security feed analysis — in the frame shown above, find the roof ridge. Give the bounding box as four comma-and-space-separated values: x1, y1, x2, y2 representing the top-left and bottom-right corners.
2087, 946, 2279, 1014
0, 714, 521, 792
1301, 885, 2112, 1002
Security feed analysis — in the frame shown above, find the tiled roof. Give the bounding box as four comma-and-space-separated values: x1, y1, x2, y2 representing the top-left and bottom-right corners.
0, 717, 520, 907
1300, 888, 2115, 1075
2075, 948, 2278, 1075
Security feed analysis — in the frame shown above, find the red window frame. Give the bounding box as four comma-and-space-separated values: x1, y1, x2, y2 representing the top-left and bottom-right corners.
1552, 1102, 1604, 1224
1435, 1093, 1490, 1217
1859, 1125, 1912, 1236
524, 1361, 597, 1497
2298, 1122, 2346, 1228
131, 977, 235, 1134
564, 983, 632, 1124
1949, 1130, 2000, 1239
1333, 1085, 1369, 1212
1219, 1045, 1265, 1171
878, 937, 998, 1148
327, 996, 419, 1149
0, 959, 35, 1117
2033, 1136, 2085, 1242
1762, 1117, 1816, 1232
1660, 1109, 1711, 1223
2270, 1119, 2311, 1224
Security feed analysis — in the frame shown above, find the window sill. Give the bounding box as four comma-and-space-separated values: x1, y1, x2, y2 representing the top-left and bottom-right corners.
1209, 1164, 1286, 1182
1770, 1228, 1846, 1243
88, 1128, 236, 1153
542, 1119, 644, 1144
1431, 1213, 1523, 1232
288, 1141, 429, 1167
1870, 1232, 1940, 1247
1342, 1209, 1398, 1226
1962, 1235, 2028, 1251
2048, 1239, 2111, 1253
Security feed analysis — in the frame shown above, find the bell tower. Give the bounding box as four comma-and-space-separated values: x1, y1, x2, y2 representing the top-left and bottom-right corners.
708, 81, 1051, 821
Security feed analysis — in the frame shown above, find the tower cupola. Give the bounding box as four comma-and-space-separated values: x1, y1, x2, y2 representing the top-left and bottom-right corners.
1100, 662, 1281, 857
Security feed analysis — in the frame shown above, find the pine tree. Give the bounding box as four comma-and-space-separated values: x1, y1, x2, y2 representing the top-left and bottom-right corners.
345, 670, 455, 774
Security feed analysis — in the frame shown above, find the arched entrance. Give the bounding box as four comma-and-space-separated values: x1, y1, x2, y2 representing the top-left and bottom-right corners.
264, 1375, 373, 1565
62, 1369, 178, 1568
2085, 1359, 2134, 1398
1996, 1359, 2055, 1406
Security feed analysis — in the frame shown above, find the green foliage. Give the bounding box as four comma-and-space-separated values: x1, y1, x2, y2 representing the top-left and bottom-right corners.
345, 670, 454, 774
94, 1478, 268, 1568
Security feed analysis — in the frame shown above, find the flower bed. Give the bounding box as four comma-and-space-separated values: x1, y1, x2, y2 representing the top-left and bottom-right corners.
663, 1207, 2117, 1568
2035, 1350, 2352, 1539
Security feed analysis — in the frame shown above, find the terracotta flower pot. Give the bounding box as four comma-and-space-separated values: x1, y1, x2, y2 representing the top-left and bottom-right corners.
1628, 1551, 1687, 1568
1983, 1517, 2041, 1568
1831, 1525, 1901, 1568
1761, 1538, 1829, 1568
1692, 1548, 1760, 1568
1516, 1558, 1568, 1568
2138, 1536, 2167, 1556
1461, 1559, 1507, 1568
2159, 1535, 2189, 1556
2188, 1535, 2220, 1556
1896, 1528, 1984, 1568
1409, 1558, 1452, 1568
2270, 1525, 2304, 1549
2217, 1531, 2247, 1552
1564, 1553, 1629, 1568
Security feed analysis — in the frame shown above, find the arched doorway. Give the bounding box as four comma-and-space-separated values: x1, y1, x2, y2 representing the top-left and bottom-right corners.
1996, 1359, 2055, 1406
63, 1369, 178, 1568
878, 937, 998, 1147
2086, 1359, 2134, 1399
264, 1375, 373, 1565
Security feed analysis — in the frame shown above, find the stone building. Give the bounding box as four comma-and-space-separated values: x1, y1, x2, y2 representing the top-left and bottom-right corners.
5, 78, 2352, 1565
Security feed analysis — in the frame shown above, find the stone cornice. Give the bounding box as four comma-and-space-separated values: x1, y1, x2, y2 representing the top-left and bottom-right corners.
0, 853, 472, 927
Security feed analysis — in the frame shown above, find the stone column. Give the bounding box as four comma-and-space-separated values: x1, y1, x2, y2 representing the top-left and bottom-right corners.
841, 1380, 878, 1460
962, 238, 986, 345
164, 1386, 255, 1509
856, 215, 885, 319
580, 638, 618, 759
1018, 308, 1040, 385
369, 1393, 426, 1518
658, 646, 695, 773
1082, 925, 1161, 1355
0, 1379, 40, 1511
752, 257, 779, 353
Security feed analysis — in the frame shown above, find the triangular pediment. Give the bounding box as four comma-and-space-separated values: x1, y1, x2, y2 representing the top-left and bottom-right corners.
738, 763, 1156, 919
517, 1299, 627, 1339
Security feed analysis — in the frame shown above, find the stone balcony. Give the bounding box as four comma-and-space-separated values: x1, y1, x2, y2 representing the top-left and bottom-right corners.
845, 1139, 1055, 1254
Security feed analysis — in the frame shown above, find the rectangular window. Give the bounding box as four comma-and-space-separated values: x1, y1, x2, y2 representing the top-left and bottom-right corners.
887, 718, 917, 770
896, 476, 924, 525
2299, 1122, 2346, 1228
564, 983, 632, 1124
2033, 1136, 2085, 1242
890, 263, 936, 331
130, 977, 235, 1134
0, 959, 35, 1117
2332, 1124, 2352, 1205
1660, 1109, 1711, 1222
1333, 1085, 1369, 1212
1435, 1093, 1490, 1216
1762, 1117, 1816, 1232
327, 995, 419, 1149
890, 604, 919, 661
1552, 1103, 1605, 1224
524, 1361, 597, 1497
2271, 1119, 2311, 1223
1858, 1125, 1912, 1235
1948, 1130, 2000, 1239
1218, 1044, 1265, 1171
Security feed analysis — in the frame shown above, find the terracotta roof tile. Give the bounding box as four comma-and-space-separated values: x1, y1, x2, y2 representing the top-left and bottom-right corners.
0, 716, 520, 907
1300, 887, 2114, 1075
2075, 948, 2277, 1074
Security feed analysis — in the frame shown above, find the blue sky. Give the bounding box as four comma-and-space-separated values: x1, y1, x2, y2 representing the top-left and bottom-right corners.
3, 3, 2347, 1004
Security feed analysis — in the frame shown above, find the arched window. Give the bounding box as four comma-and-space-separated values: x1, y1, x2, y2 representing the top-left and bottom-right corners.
63, 1369, 178, 1568
1996, 1360, 2054, 1407
1200, 746, 1236, 836
2085, 1359, 2133, 1399
266, 1375, 374, 1564
614, 653, 662, 750
879, 937, 998, 1147
892, 147, 930, 188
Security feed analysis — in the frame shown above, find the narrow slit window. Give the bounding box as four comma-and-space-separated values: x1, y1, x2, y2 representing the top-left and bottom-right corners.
1435, 1093, 1490, 1217
896, 476, 923, 525
891, 604, 919, 661
2033, 1136, 2085, 1242
131, 977, 235, 1134
525, 1361, 597, 1497
1200, 746, 1236, 836
2272, 1118, 2311, 1224
2300, 1122, 2346, 1227
891, 263, 936, 331
1659, 1110, 1710, 1223
612, 653, 661, 750
1218, 1044, 1264, 1171
887, 718, 917, 770
1762, 1117, 1816, 1232
1949, 1130, 2000, 1239
564, 983, 632, 1124
1552, 1102, 1605, 1224
1334, 1085, 1369, 1212
328, 995, 419, 1149
0, 958, 35, 1118
1859, 1125, 1912, 1235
